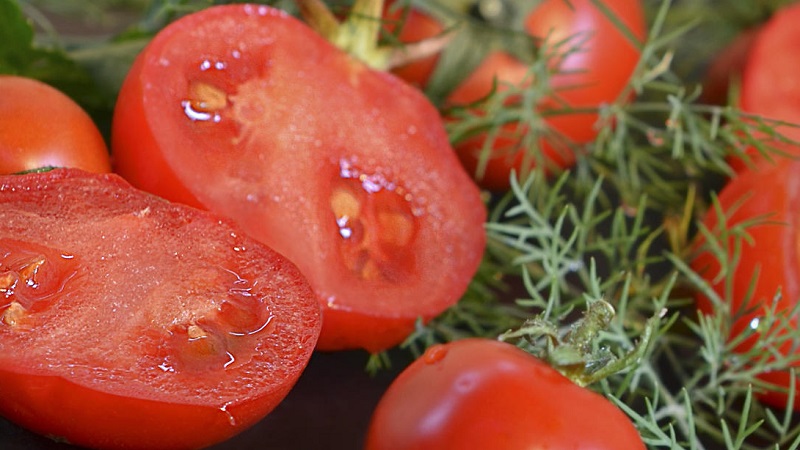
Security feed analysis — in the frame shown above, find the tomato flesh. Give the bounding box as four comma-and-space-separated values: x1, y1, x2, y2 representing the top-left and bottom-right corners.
0, 169, 321, 449
112, 4, 486, 353
388, 0, 646, 190
692, 161, 800, 410
365, 338, 645, 449
0, 76, 110, 174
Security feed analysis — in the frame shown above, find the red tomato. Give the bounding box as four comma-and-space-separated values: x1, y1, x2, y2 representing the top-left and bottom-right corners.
0, 168, 321, 449
701, 27, 760, 106
692, 161, 800, 410
0, 76, 110, 174
365, 338, 645, 449
706, 3, 800, 172
111, 4, 486, 353
741, 2, 800, 144
388, 0, 646, 191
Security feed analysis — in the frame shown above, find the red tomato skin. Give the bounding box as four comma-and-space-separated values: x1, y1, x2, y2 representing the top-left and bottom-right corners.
112, 5, 486, 353
390, 0, 646, 190
0, 370, 271, 450
692, 161, 800, 410
0, 76, 110, 174
111, 61, 202, 208
702, 27, 760, 107
0, 169, 321, 449
365, 338, 645, 450
741, 2, 800, 144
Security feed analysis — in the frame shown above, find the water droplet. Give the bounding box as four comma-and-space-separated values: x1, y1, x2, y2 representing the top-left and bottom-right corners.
423, 344, 448, 364
221, 402, 237, 426
182, 100, 222, 123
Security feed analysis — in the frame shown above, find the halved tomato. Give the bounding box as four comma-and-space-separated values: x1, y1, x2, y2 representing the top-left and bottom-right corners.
0, 168, 321, 449
111, 4, 486, 353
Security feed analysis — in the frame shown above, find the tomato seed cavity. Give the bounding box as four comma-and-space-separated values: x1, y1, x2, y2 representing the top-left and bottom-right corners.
182, 81, 227, 122
331, 159, 418, 282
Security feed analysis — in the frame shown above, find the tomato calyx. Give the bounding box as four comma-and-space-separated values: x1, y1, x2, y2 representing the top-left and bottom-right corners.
500, 298, 661, 387
297, 0, 452, 70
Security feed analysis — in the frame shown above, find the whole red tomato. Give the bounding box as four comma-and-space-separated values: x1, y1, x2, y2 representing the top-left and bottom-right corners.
365, 338, 645, 449
387, 0, 646, 190
111, 4, 486, 353
692, 160, 800, 410
0, 168, 321, 449
0, 76, 110, 174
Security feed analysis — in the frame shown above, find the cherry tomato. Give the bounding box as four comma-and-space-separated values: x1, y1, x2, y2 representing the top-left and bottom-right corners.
0, 76, 110, 174
111, 4, 486, 353
692, 161, 800, 410
387, 0, 646, 190
365, 338, 645, 449
0, 168, 321, 449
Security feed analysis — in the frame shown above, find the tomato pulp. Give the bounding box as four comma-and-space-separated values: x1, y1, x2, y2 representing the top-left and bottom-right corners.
387, 0, 646, 190
0, 76, 110, 174
0, 169, 321, 449
692, 161, 800, 410
365, 338, 645, 449
112, 4, 486, 353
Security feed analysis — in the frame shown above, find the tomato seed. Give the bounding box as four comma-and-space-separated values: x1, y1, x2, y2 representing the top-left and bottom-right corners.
188, 81, 228, 113
2, 301, 26, 327
17, 255, 45, 288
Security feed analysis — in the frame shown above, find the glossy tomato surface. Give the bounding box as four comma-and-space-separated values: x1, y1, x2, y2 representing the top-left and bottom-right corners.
692, 161, 800, 410
112, 4, 486, 353
388, 0, 646, 190
365, 338, 645, 450
0, 168, 321, 449
0, 76, 110, 174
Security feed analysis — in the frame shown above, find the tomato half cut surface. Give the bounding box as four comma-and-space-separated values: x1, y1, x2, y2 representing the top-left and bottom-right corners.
0, 169, 321, 449
112, 4, 487, 353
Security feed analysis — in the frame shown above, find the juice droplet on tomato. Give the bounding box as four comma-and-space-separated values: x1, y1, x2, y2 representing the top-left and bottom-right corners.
330, 159, 418, 282
423, 344, 448, 364
168, 322, 234, 372
163, 268, 277, 372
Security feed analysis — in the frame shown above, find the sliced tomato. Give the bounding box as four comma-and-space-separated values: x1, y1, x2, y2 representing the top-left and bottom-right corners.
365, 338, 645, 449
0, 168, 321, 449
0, 76, 110, 174
386, 0, 646, 190
111, 4, 486, 353
692, 161, 800, 410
